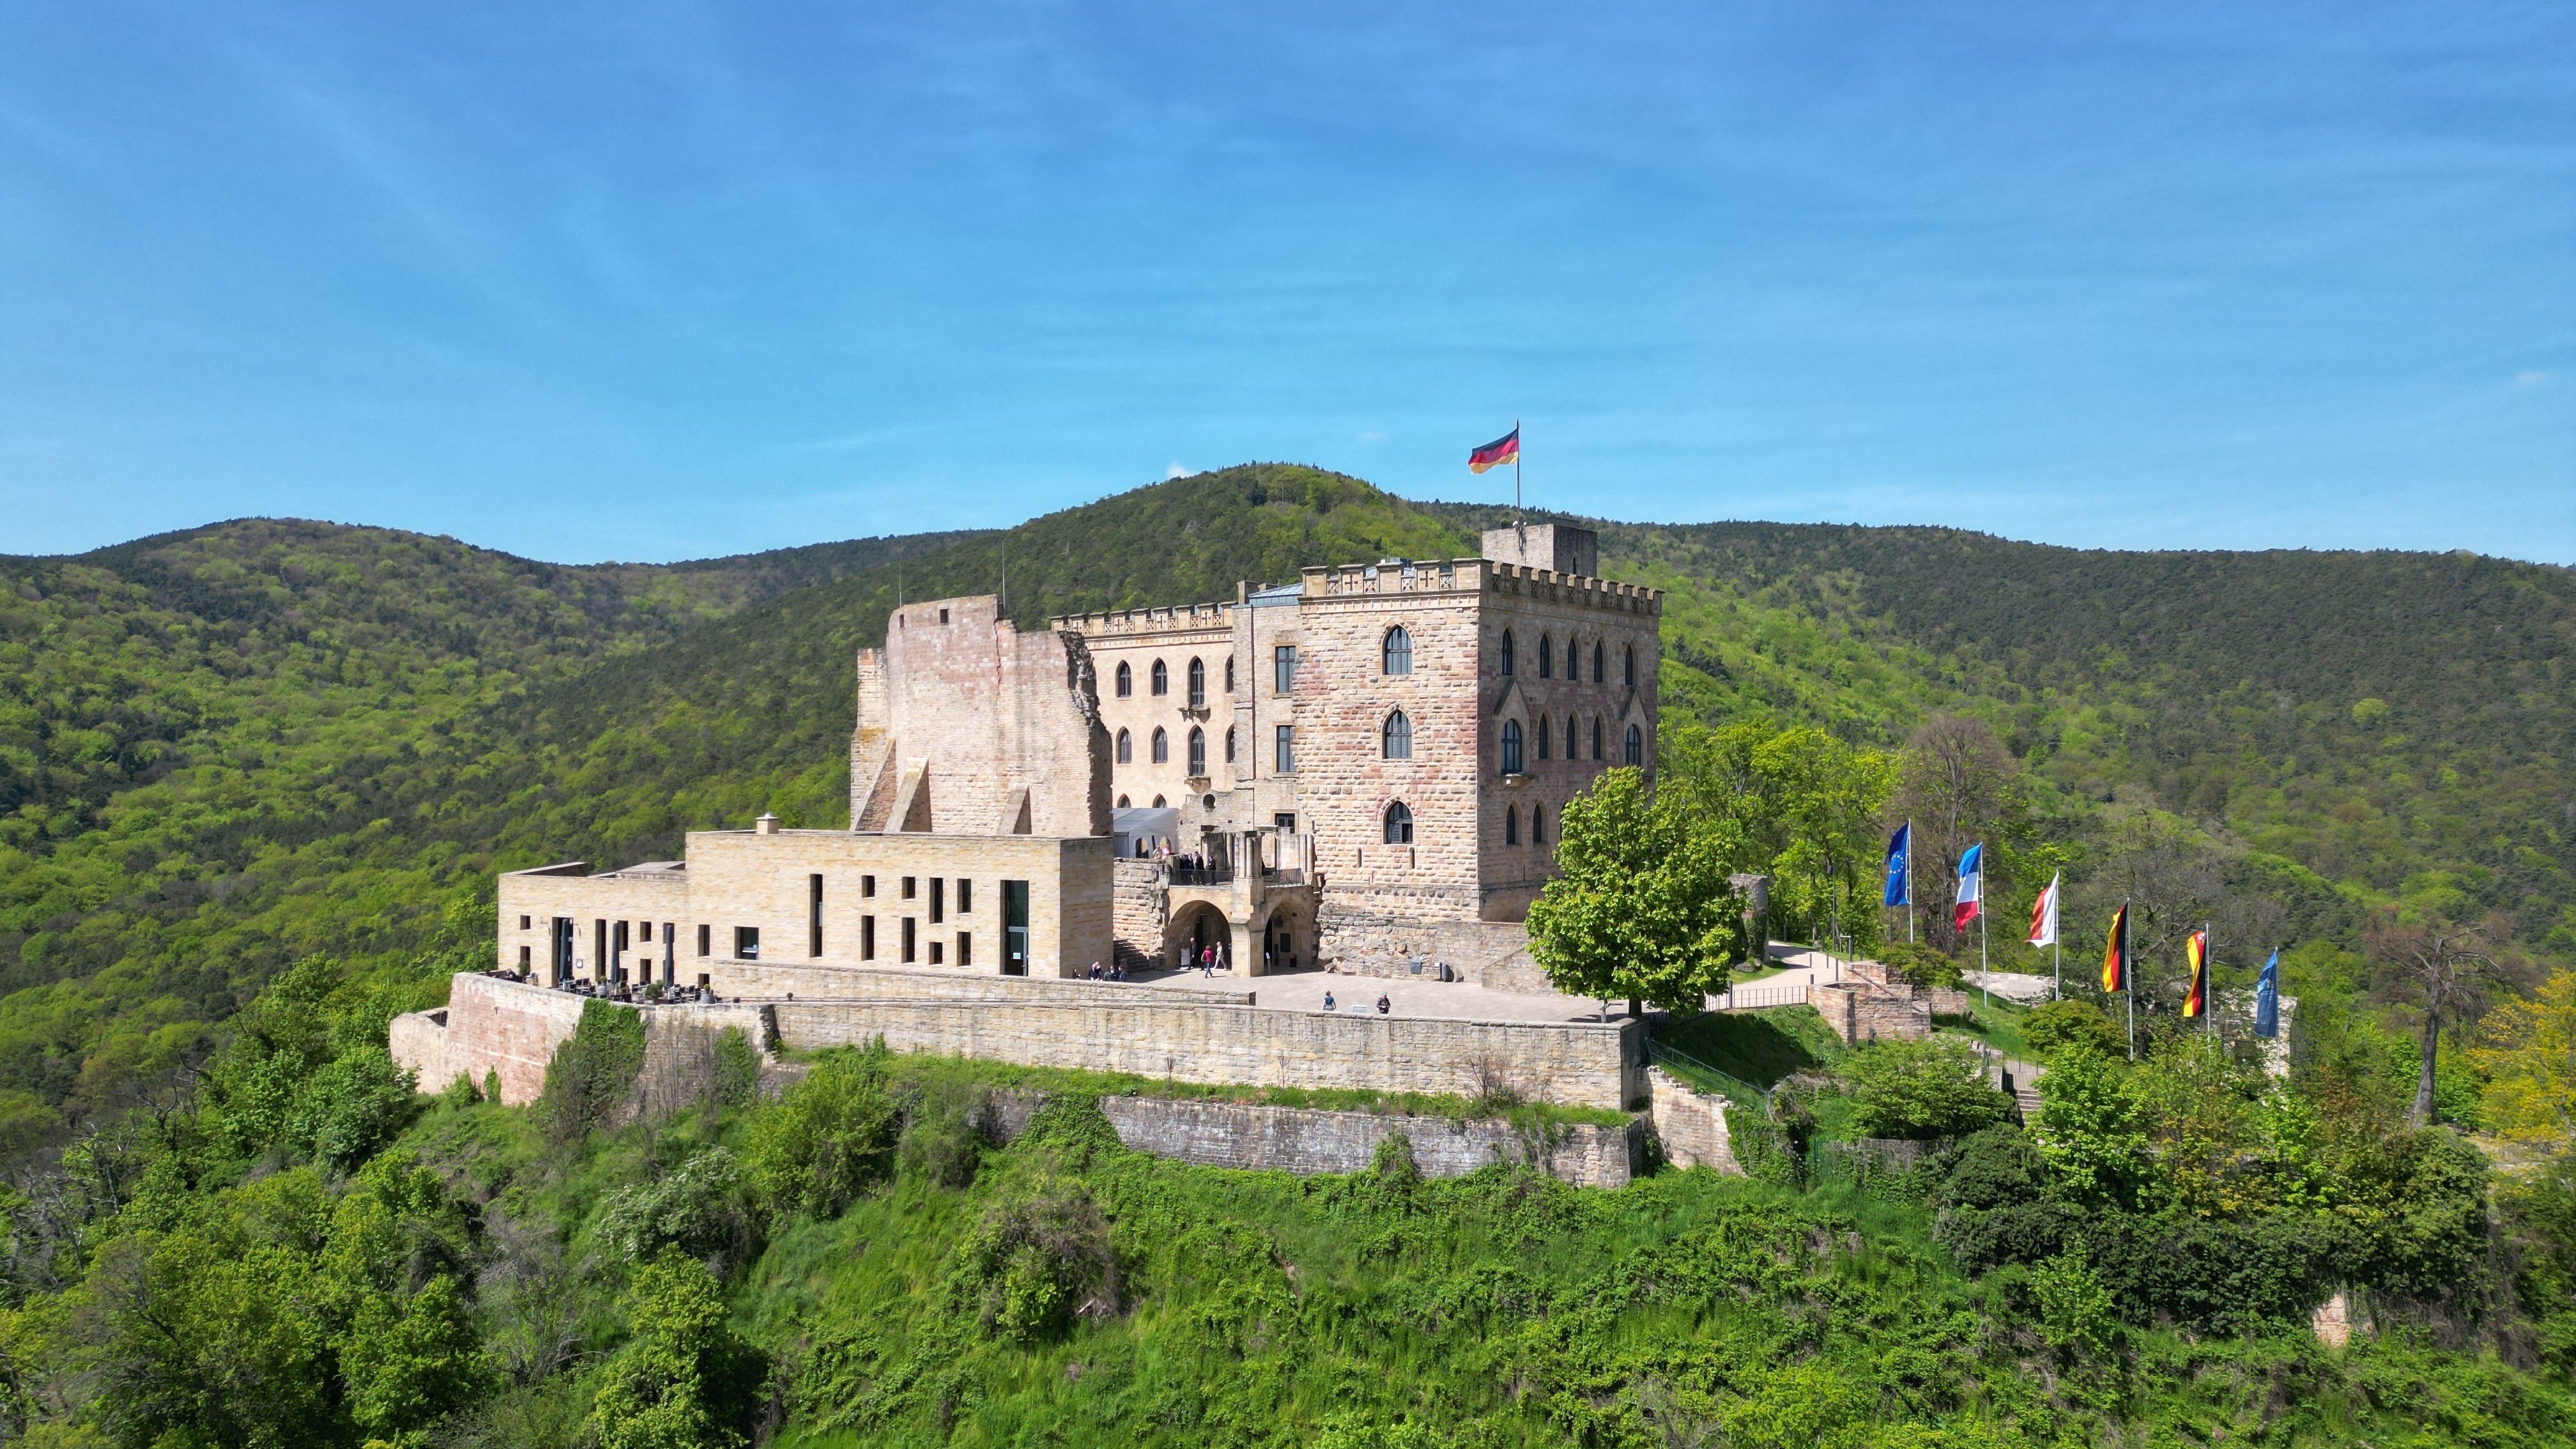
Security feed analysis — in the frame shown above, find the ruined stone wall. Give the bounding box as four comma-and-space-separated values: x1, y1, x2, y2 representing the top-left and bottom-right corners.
1808, 980, 1935, 1043
1647, 1068, 1743, 1174
770, 997, 1646, 1110
1111, 859, 1168, 969
390, 973, 589, 1105
1314, 910, 1554, 993
1090, 1096, 1641, 1186
857, 594, 1110, 838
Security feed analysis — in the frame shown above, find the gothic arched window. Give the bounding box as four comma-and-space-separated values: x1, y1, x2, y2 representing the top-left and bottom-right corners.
1532, 803, 1547, 847
1383, 626, 1412, 675
1593, 642, 1605, 683
1187, 726, 1206, 776
1224, 726, 1236, 764
1625, 723, 1644, 766
1151, 659, 1169, 696
1383, 710, 1412, 760
1115, 661, 1133, 697
1500, 719, 1523, 775
1225, 656, 1236, 693
1187, 657, 1206, 709
1592, 715, 1604, 760
1536, 715, 1551, 760
1499, 629, 1515, 676
1116, 728, 1133, 763
1623, 644, 1637, 689
1383, 801, 1413, 845
1538, 633, 1553, 678
1151, 726, 1169, 764
1505, 803, 1519, 845
1567, 714, 1579, 760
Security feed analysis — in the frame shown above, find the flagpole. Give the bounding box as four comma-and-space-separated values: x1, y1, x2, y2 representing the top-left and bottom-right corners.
2124, 898, 2136, 1062
1514, 417, 1522, 519
1979, 899, 1989, 1008
1906, 819, 1915, 944
2205, 920, 2218, 1043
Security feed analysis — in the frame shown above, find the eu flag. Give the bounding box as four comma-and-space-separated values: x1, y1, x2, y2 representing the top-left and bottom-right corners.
1883, 824, 1910, 907
2254, 950, 2281, 1038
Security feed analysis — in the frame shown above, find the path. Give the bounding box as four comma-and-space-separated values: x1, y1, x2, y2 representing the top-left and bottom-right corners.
1133, 965, 1619, 1023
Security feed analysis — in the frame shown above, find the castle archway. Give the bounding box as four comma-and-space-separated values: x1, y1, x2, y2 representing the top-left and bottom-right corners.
1254, 893, 1317, 976
1163, 900, 1233, 972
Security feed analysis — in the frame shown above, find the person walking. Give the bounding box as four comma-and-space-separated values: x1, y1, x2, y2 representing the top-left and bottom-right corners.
1376, 993, 1392, 1015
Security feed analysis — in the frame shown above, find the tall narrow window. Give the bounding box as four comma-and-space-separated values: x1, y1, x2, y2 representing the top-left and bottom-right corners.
1275, 724, 1296, 772
1501, 719, 1523, 774
930, 878, 945, 924
862, 916, 877, 960
1568, 715, 1579, 759
1224, 726, 1236, 763
1273, 645, 1298, 693
1537, 715, 1551, 760
958, 879, 972, 914
1625, 645, 1637, 688
1383, 801, 1413, 844
1151, 659, 1169, 695
902, 916, 917, 962
1116, 661, 1133, 696
1187, 657, 1206, 709
1187, 726, 1206, 776
1505, 804, 1519, 845
1225, 656, 1236, 693
1383, 710, 1412, 760
1499, 629, 1515, 676
1533, 803, 1547, 847
1594, 642, 1606, 682
1625, 723, 1644, 765
956, 932, 971, 967
809, 873, 824, 957
696, 923, 710, 956
1593, 716, 1604, 760
1538, 633, 1553, 678
862, 874, 876, 898
902, 876, 917, 899
1151, 727, 1169, 764
1383, 626, 1412, 675
1117, 728, 1133, 764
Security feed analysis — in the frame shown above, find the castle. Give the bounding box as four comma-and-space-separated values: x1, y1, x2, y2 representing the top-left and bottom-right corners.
493, 523, 1661, 993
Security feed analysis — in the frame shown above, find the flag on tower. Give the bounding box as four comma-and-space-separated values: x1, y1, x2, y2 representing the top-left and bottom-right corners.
1883, 824, 1911, 907
2102, 905, 2130, 992
2028, 871, 2060, 948
1953, 844, 1983, 931
1468, 428, 1521, 474
2183, 929, 2210, 1017
2254, 949, 2281, 1038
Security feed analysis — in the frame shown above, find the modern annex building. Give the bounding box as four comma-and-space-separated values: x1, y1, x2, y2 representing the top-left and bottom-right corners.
495, 524, 1660, 990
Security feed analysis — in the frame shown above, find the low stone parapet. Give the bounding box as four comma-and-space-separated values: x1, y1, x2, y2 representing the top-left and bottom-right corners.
705, 960, 1253, 1008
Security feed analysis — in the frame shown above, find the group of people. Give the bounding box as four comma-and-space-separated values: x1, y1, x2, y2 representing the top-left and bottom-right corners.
1320, 989, 1394, 1016
1084, 960, 1131, 981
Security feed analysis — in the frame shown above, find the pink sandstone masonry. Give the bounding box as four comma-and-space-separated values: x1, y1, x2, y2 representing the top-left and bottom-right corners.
1646, 1068, 1744, 1174
391, 973, 588, 1105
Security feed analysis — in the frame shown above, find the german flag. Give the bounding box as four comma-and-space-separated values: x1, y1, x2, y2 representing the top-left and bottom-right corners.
2182, 929, 2209, 1018
2101, 904, 2129, 992
1468, 427, 1520, 474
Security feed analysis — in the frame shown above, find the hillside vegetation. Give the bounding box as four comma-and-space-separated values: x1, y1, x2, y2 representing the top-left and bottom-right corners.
1, 465, 2572, 1446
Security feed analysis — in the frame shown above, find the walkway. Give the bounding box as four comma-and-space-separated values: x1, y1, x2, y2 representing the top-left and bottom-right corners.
1133, 965, 1618, 1023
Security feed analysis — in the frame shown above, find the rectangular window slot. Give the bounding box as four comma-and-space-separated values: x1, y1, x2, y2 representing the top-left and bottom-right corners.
902, 917, 917, 963
902, 876, 917, 899
696, 923, 710, 956
930, 877, 945, 924
958, 878, 972, 914
956, 932, 971, 967
930, 939, 944, 965
862, 916, 876, 960
862, 874, 876, 898
809, 873, 824, 956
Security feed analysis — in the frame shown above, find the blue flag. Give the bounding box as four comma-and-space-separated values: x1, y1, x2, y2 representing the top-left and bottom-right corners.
2254, 949, 2281, 1038
1883, 824, 1910, 907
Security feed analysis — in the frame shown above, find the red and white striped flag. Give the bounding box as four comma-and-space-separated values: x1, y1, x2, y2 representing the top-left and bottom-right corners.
2028, 872, 2060, 948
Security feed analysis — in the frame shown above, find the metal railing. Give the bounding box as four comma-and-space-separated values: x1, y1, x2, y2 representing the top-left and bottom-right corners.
1643, 1038, 1772, 1108
1715, 981, 1809, 1011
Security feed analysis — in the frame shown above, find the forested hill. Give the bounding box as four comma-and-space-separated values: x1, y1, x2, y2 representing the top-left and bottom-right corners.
3, 467, 2571, 1140
1428, 501, 2576, 947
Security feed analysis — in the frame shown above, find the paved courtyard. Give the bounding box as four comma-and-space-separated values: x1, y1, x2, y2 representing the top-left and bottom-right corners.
1132, 965, 1619, 1023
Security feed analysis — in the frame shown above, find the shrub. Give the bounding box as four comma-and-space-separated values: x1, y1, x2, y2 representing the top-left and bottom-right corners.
292, 1044, 420, 1174
598, 1149, 755, 1270
944, 1181, 1121, 1343
1839, 1038, 2014, 1140
539, 1001, 648, 1142
2023, 999, 2126, 1061
1878, 940, 1965, 989
897, 1081, 993, 1190
742, 1048, 901, 1219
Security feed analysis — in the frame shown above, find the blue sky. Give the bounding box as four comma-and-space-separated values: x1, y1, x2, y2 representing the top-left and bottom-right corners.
3, 2, 2570, 564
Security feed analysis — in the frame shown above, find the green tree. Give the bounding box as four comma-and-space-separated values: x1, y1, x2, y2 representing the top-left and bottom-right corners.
1659, 719, 1896, 955
741, 1048, 901, 1220
1528, 767, 1744, 1013
1839, 1037, 2014, 1140
339, 1274, 488, 1440
2030, 1045, 2155, 1210
588, 1253, 765, 1449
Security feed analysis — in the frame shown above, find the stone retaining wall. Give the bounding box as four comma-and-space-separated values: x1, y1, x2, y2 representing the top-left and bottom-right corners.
772, 995, 1644, 1111
703, 960, 1251, 1008
390, 974, 588, 1105
1645, 1068, 1743, 1174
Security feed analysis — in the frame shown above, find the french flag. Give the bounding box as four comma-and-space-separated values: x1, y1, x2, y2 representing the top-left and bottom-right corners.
1954, 844, 1984, 932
